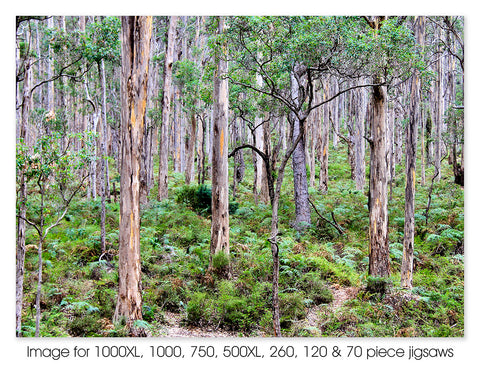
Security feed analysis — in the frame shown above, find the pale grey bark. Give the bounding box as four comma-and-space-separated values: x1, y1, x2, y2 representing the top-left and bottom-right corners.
209, 17, 230, 276
290, 65, 311, 228
401, 16, 425, 289
158, 16, 178, 201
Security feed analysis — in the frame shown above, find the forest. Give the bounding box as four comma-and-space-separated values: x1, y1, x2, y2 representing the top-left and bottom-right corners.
15, 15, 464, 338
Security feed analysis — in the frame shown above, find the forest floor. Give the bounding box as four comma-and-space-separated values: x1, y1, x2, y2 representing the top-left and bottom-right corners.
157, 284, 359, 337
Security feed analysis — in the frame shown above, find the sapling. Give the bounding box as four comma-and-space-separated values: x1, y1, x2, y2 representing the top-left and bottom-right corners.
16, 132, 93, 336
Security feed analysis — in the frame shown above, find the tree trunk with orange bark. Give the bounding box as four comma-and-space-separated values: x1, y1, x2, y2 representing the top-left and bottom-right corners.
114, 16, 152, 336
209, 17, 230, 277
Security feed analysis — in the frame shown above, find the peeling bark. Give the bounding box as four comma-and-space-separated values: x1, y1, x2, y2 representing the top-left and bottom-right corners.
114, 16, 152, 336
209, 17, 230, 277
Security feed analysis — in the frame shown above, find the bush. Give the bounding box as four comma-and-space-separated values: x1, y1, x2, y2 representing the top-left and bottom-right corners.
297, 272, 333, 304
279, 291, 307, 328
185, 292, 213, 326
176, 184, 212, 215
366, 276, 391, 296
68, 313, 102, 337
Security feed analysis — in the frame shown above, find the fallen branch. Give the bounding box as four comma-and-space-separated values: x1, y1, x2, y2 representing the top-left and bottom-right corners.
308, 198, 345, 235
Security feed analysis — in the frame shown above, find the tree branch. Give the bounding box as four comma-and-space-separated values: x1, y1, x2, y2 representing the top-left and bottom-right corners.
308, 197, 345, 235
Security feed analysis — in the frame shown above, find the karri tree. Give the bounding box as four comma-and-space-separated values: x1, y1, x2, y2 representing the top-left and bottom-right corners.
209, 16, 231, 277
114, 16, 152, 336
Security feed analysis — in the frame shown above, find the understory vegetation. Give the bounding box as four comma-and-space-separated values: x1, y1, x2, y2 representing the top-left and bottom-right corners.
19, 145, 464, 337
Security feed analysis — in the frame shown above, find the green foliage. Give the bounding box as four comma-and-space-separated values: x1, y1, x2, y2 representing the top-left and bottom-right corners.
366, 276, 391, 296
176, 184, 212, 215
83, 17, 121, 64
297, 272, 333, 304
211, 251, 230, 270
185, 280, 270, 332
279, 291, 307, 329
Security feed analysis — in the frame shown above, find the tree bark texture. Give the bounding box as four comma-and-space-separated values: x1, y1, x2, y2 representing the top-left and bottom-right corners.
114, 16, 152, 336
433, 24, 444, 182
354, 84, 367, 190
290, 66, 311, 228
100, 59, 108, 254
401, 16, 425, 289
16, 53, 32, 336
185, 114, 197, 185
368, 80, 391, 277
209, 17, 230, 276
318, 82, 330, 194
158, 16, 178, 201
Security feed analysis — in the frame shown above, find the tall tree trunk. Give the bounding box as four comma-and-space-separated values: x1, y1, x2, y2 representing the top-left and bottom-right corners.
401, 16, 425, 288
420, 103, 426, 186
209, 17, 230, 277
158, 16, 178, 201
290, 65, 311, 228
185, 113, 197, 185
318, 81, 330, 194
35, 185, 45, 337
354, 82, 367, 190
232, 117, 245, 198
114, 16, 152, 336
387, 95, 395, 201
368, 78, 390, 277
365, 17, 390, 277
16, 51, 32, 337
308, 99, 318, 188
47, 17, 55, 116
331, 76, 339, 149
100, 59, 108, 254
141, 22, 160, 204
433, 24, 444, 182
197, 115, 206, 184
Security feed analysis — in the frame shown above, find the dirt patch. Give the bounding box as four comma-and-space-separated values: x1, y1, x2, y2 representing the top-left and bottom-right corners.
330, 284, 359, 310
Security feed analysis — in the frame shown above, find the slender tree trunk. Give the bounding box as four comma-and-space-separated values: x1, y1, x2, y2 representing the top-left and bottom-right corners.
114, 16, 152, 336
100, 59, 108, 254
197, 115, 206, 184
47, 17, 55, 116
269, 115, 307, 336
308, 101, 318, 188
318, 81, 330, 194
232, 117, 245, 198
387, 96, 396, 201
209, 17, 230, 277
185, 113, 197, 185
158, 16, 178, 201
354, 83, 366, 190
401, 16, 425, 289
331, 76, 339, 149
290, 66, 311, 228
16, 52, 32, 337
35, 184, 45, 337
434, 24, 444, 182
420, 104, 426, 186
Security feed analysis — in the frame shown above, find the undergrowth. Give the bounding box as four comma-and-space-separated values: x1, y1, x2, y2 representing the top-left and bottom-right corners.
20, 146, 464, 337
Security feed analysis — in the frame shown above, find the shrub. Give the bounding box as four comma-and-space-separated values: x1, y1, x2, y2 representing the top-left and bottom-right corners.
297, 272, 333, 304
68, 313, 102, 337
176, 184, 212, 215
366, 276, 391, 296
185, 292, 213, 326
279, 291, 307, 328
